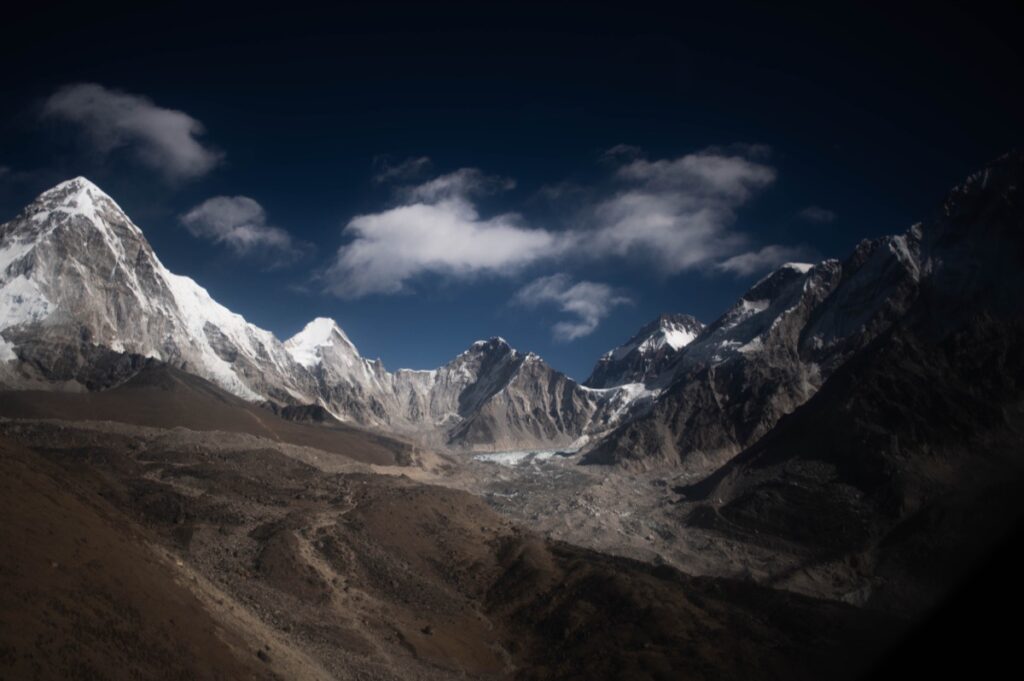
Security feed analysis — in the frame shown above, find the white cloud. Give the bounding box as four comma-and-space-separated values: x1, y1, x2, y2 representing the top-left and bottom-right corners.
180, 196, 304, 266
325, 147, 796, 299
514, 274, 631, 341
584, 149, 777, 271
326, 168, 547, 297
798, 205, 836, 223
716, 244, 814, 276
42, 83, 222, 180
373, 155, 432, 183
326, 197, 559, 298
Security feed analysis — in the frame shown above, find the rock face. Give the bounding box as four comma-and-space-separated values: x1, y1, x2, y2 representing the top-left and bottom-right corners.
286, 327, 637, 450
679, 152, 1024, 611
585, 157, 989, 472
585, 313, 704, 388
0, 178, 637, 450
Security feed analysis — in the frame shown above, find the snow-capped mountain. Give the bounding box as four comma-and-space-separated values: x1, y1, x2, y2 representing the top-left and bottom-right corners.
284, 327, 638, 450
585, 220, 928, 472
585, 313, 704, 388
6, 159, 1004, 464
0, 177, 315, 402
0, 178, 639, 451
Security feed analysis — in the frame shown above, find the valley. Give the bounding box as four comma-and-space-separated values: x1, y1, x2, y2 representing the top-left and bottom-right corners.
0, 413, 896, 681
2, 151, 1024, 679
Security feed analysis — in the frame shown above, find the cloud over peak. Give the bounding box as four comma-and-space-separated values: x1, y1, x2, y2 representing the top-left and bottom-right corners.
715, 244, 815, 276
43, 83, 222, 181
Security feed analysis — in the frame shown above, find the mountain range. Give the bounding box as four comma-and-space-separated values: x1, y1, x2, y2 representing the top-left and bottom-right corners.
0, 178, 642, 451
1, 154, 1022, 477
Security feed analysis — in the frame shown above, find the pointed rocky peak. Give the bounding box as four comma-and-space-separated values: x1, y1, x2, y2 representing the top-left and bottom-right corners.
744, 262, 814, 301
943, 149, 1023, 215
704, 262, 818, 338
441, 336, 521, 384
3, 176, 148, 270
28, 177, 134, 227
40, 176, 104, 197
603, 313, 704, 363
642, 313, 703, 350
585, 312, 704, 389
284, 317, 361, 368
660, 313, 705, 347
465, 336, 516, 357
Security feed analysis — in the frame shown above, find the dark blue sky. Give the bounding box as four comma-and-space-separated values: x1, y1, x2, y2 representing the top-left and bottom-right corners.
2, 2, 1022, 379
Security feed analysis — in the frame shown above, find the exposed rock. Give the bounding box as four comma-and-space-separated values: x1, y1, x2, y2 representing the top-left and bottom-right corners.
584, 313, 704, 388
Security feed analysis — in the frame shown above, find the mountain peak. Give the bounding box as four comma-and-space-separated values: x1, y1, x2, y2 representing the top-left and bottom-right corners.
470, 336, 511, 351
36, 176, 114, 209
613, 313, 703, 360
18, 176, 140, 243
48, 175, 102, 193
585, 313, 704, 388
284, 317, 359, 368
299, 316, 347, 340
744, 261, 816, 302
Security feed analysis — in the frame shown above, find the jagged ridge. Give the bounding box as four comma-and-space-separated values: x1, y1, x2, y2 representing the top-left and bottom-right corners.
0, 180, 641, 451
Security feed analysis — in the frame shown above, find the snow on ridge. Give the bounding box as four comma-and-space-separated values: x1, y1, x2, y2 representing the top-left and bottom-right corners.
662, 326, 697, 350
470, 336, 510, 348
284, 317, 361, 369
608, 316, 699, 361
750, 261, 815, 290
37, 177, 143, 238
782, 262, 814, 273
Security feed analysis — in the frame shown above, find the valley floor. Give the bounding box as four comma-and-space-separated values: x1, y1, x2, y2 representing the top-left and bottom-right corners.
0, 414, 897, 681
439, 450, 873, 609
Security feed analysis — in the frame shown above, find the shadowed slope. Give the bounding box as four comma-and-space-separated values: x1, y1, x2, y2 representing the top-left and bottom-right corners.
0, 438, 279, 681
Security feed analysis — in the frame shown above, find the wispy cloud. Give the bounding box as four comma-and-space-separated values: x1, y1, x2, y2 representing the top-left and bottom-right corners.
600, 143, 644, 163
798, 205, 836, 223
372, 155, 433, 184
180, 196, 306, 267
42, 83, 222, 181
584, 148, 777, 271
716, 244, 815, 276
399, 168, 515, 203
514, 274, 631, 341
